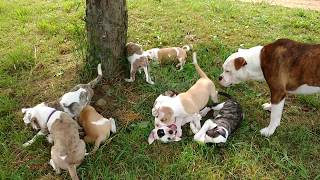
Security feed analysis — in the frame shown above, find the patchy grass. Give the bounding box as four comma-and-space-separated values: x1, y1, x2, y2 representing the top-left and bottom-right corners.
0, 0, 320, 179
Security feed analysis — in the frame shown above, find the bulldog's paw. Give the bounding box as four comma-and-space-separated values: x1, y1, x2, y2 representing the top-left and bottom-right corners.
125, 78, 134, 82
147, 80, 155, 85
262, 103, 271, 111
260, 127, 275, 137
190, 123, 200, 134
22, 141, 31, 147
200, 107, 211, 117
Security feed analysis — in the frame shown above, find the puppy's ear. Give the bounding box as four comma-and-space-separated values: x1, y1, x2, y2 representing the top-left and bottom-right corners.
21, 108, 29, 114
217, 128, 227, 138
234, 57, 247, 70
148, 129, 158, 144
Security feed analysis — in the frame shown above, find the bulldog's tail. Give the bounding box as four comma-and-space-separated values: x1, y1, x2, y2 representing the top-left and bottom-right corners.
182, 44, 192, 52
193, 52, 208, 79
67, 164, 79, 180
88, 64, 102, 88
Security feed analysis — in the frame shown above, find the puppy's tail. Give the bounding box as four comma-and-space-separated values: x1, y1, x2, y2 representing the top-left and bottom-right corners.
88, 64, 102, 88
182, 44, 192, 52
67, 164, 79, 180
193, 52, 208, 79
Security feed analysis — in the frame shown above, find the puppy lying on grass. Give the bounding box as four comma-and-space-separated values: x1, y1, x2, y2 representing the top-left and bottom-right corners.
22, 103, 85, 180
194, 92, 244, 145
79, 105, 116, 154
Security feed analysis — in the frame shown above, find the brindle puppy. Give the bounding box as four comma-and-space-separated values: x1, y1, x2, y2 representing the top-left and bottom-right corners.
194, 92, 243, 144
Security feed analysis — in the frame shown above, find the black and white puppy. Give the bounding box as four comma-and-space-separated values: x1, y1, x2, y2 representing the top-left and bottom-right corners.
194, 92, 243, 144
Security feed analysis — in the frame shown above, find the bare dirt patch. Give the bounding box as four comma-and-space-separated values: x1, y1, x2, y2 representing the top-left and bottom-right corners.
240, 0, 320, 11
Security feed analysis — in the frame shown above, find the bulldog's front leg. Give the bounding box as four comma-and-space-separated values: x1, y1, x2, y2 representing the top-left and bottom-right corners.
175, 119, 183, 137
23, 130, 46, 147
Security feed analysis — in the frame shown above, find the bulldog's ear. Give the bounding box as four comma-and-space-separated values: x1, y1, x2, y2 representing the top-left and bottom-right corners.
148, 129, 158, 144
234, 57, 247, 70
217, 128, 227, 138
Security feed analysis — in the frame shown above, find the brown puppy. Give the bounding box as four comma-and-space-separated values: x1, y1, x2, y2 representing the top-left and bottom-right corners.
79, 105, 116, 154
146, 45, 192, 70
125, 42, 154, 84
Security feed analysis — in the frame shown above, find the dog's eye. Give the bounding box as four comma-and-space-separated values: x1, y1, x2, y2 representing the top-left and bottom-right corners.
167, 137, 171, 140
225, 70, 230, 73
168, 130, 173, 134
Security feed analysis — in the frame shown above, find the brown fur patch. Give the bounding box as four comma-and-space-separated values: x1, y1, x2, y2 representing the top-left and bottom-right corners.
260, 39, 320, 103
126, 42, 143, 56
159, 106, 174, 123
234, 57, 247, 70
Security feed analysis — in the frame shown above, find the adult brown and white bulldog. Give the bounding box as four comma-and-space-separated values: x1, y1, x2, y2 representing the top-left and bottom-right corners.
219, 39, 320, 137
149, 52, 218, 144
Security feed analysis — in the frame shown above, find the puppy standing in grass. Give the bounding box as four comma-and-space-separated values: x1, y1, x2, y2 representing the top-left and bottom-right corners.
46, 63, 102, 118
145, 45, 192, 70
79, 105, 116, 154
22, 103, 85, 180
149, 52, 218, 144
125, 42, 154, 84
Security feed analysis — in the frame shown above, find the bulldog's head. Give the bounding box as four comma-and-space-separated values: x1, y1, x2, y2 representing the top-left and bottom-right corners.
219, 51, 249, 87
194, 120, 228, 144
219, 46, 263, 87
148, 124, 181, 144
126, 42, 143, 56
21, 103, 46, 130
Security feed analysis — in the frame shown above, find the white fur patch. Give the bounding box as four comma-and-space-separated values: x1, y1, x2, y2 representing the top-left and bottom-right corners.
288, 84, 320, 94
91, 118, 110, 125
59, 155, 67, 160
260, 98, 285, 137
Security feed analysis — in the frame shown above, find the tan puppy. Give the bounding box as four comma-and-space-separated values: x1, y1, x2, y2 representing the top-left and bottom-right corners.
79, 105, 116, 154
149, 52, 218, 143
146, 45, 192, 70
50, 113, 86, 180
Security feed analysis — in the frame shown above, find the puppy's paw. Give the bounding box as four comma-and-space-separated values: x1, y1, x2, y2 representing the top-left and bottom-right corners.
262, 103, 271, 111
147, 80, 155, 85
200, 107, 211, 117
125, 78, 134, 82
22, 142, 31, 147
260, 127, 275, 137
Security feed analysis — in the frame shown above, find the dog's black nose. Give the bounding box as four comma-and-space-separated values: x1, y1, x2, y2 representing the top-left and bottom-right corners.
218, 76, 223, 81
157, 129, 165, 138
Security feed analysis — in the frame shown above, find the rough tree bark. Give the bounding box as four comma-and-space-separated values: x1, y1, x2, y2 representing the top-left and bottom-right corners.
86, 0, 128, 80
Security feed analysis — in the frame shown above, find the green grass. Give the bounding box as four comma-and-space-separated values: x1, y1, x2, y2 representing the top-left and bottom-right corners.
1, 0, 320, 179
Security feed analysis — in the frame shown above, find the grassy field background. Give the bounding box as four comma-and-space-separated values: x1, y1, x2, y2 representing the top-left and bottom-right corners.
0, 0, 319, 179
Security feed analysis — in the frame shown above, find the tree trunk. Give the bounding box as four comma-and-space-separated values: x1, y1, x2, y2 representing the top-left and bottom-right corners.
86, 0, 128, 80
